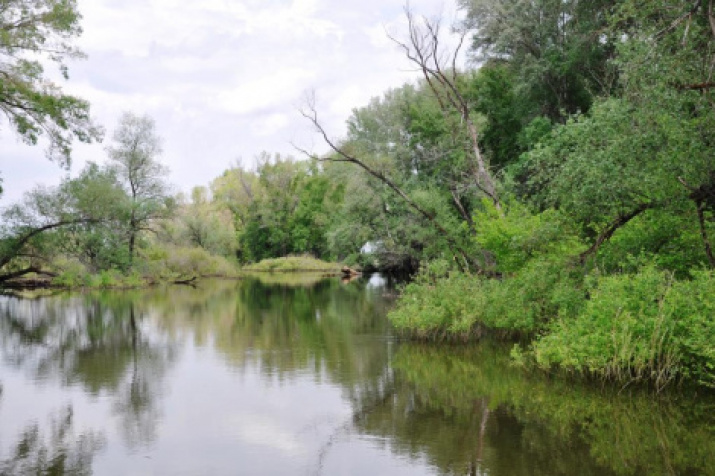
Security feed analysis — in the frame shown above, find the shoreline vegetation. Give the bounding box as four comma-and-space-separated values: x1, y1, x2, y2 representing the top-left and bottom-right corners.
242, 256, 345, 273
1, 1, 714, 390
0, 256, 348, 291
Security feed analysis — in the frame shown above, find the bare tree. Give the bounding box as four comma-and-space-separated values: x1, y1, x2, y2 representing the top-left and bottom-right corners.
388, 6, 502, 211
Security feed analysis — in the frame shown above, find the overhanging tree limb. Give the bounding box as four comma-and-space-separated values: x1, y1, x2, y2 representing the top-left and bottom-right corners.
579, 203, 655, 263
679, 176, 715, 268
295, 96, 477, 273
0, 218, 99, 280
0, 266, 58, 283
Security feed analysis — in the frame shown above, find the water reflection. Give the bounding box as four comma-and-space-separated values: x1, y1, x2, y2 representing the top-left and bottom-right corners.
1, 277, 714, 475
385, 343, 715, 475
0, 406, 105, 476
0, 293, 175, 450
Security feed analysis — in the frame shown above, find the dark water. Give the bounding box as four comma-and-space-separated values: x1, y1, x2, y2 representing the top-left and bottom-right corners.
1, 275, 714, 476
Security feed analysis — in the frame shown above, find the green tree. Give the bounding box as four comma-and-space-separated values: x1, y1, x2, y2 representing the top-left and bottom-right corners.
168, 186, 237, 258
0, 164, 125, 281
57, 162, 130, 271
459, 0, 617, 122
0, 0, 102, 166
106, 112, 173, 266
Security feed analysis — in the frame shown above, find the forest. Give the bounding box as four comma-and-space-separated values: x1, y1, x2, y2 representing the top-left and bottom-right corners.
1, 0, 715, 389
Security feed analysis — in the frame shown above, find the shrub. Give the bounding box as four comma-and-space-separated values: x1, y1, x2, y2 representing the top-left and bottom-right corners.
52, 258, 89, 288
138, 244, 239, 282
243, 255, 341, 272
388, 255, 586, 340
533, 267, 715, 388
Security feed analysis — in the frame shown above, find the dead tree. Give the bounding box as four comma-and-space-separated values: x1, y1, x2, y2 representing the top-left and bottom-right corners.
388, 6, 502, 212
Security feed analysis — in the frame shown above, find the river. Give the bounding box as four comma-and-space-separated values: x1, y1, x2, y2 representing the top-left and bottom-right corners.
0, 275, 714, 475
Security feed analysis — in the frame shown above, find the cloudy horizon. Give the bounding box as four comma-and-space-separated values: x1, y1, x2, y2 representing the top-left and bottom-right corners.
0, 0, 465, 206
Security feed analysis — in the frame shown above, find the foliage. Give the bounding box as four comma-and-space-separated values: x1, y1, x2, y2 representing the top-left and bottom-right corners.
160, 186, 237, 258
534, 266, 715, 389
473, 201, 582, 274
389, 255, 585, 340
459, 0, 617, 122
0, 0, 102, 165
137, 244, 238, 282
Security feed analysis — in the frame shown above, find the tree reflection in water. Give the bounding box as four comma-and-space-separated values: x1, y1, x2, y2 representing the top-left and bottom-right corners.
3, 278, 715, 475
0, 293, 175, 450
369, 342, 715, 476
0, 406, 105, 476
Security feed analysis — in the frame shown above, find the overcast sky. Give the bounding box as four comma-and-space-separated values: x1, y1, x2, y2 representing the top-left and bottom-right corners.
0, 0, 464, 206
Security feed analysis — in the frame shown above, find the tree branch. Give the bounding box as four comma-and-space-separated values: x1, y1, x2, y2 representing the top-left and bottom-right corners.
697, 199, 715, 268
0, 218, 99, 269
296, 96, 476, 273
579, 203, 654, 263
0, 266, 58, 283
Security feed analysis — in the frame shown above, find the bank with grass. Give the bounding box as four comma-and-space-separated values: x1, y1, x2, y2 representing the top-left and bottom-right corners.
388, 203, 715, 390
242, 256, 344, 273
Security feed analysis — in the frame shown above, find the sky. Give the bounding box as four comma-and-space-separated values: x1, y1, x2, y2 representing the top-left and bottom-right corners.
0, 0, 465, 206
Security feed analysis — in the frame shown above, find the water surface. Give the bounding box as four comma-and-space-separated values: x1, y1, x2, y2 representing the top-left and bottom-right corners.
1, 275, 714, 475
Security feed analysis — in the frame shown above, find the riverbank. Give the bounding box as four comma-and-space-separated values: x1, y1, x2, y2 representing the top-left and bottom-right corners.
0, 256, 346, 291
241, 256, 347, 273
389, 263, 715, 390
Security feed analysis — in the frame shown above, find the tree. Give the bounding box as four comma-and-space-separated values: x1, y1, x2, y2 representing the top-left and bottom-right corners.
389, 7, 502, 210
57, 162, 130, 271
458, 0, 617, 122
106, 112, 172, 266
520, 0, 715, 270
0, 0, 102, 166
0, 164, 124, 282
168, 186, 237, 258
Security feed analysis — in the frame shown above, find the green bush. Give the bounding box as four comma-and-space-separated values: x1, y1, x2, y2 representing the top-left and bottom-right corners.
53, 259, 89, 288
534, 267, 715, 388
388, 271, 487, 340
474, 201, 581, 274
389, 205, 589, 340
388, 255, 586, 340
138, 244, 239, 282
243, 255, 341, 273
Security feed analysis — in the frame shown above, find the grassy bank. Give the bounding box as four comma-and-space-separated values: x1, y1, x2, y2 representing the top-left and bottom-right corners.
2, 245, 241, 290
389, 265, 715, 389
242, 256, 343, 273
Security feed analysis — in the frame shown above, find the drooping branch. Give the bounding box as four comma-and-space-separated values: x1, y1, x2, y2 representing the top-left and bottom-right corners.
655, 0, 703, 38
579, 203, 655, 263
451, 188, 475, 232
0, 218, 99, 270
0, 266, 58, 284
296, 96, 476, 273
680, 177, 715, 268
674, 81, 715, 91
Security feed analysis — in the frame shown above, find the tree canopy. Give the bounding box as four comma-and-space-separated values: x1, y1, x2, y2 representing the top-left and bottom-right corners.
0, 0, 101, 170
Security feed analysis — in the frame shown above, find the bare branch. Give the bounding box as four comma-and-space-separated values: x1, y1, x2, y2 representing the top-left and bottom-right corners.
296, 96, 477, 273
388, 4, 502, 212
655, 0, 702, 38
